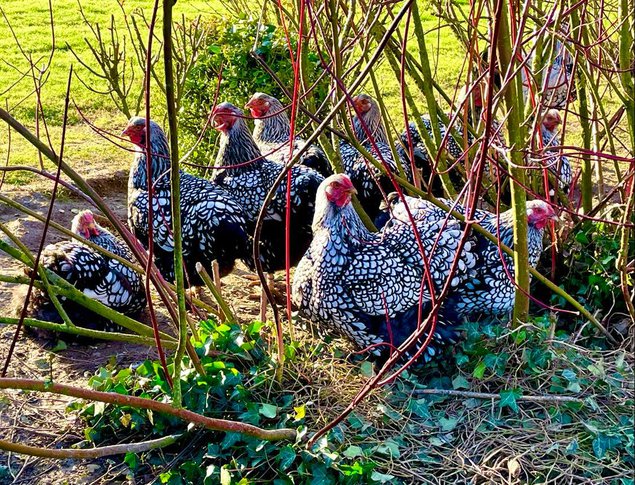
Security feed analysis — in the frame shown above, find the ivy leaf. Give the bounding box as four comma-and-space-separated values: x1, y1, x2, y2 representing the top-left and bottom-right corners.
377, 404, 402, 420
452, 375, 470, 390
473, 361, 486, 379
375, 439, 401, 458
592, 434, 622, 459
343, 445, 364, 458
499, 389, 521, 413
310, 463, 333, 485
259, 403, 278, 419
370, 471, 395, 483
360, 361, 374, 377
278, 445, 296, 471
124, 452, 138, 471
439, 416, 459, 432
406, 398, 430, 419
51, 340, 67, 352
561, 369, 577, 381
565, 440, 578, 455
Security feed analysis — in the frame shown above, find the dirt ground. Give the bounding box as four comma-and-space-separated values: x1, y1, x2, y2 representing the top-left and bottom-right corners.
0, 172, 272, 484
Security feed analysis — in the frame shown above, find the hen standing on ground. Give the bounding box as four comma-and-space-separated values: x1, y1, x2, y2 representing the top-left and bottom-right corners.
246, 92, 332, 177
338, 94, 412, 221
537, 109, 572, 194
124, 117, 249, 286
293, 174, 473, 363
29, 210, 146, 331
212, 102, 324, 272
377, 194, 558, 320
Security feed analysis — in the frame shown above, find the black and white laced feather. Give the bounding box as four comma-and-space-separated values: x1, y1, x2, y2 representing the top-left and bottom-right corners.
213, 102, 324, 272
30, 211, 146, 332
337, 95, 414, 221
538, 121, 572, 192
292, 174, 470, 363
248, 93, 332, 177
377, 194, 555, 319
126, 117, 249, 285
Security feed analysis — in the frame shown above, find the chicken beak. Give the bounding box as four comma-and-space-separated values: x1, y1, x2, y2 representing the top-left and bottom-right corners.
121, 126, 131, 137
346, 186, 358, 196
245, 99, 255, 110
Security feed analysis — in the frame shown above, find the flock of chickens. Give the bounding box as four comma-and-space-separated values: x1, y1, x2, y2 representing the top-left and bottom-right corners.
30, 52, 574, 364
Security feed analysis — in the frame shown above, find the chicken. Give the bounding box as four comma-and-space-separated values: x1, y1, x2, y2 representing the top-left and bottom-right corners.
377, 194, 558, 319
212, 102, 324, 273
337, 94, 413, 221
124, 117, 249, 286
292, 174, 474, 363
475, 40, 575, 111
246, 92, 332, 177
396, 115, 472, 194
537, 109, 572, 193
29, 210, 146, 331
524, 40, 576, 110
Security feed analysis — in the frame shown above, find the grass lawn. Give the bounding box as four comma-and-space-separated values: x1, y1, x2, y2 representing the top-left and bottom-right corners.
0, 0, 214, 185
0, 0, 480, 186
0, 1, 627, 188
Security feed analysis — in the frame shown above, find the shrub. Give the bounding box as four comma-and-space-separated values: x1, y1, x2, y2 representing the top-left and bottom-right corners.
557, 220, 634, 323
70, 319, 381, 484
179, 17, 328, 172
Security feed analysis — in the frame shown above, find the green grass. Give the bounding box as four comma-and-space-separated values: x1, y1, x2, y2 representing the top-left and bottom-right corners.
0, 1, 628, 188
0, 0, 214, 185
0, 0, 471, 187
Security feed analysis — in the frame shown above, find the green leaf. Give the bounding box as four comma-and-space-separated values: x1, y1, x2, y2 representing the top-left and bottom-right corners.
377, 404, 402, 420
124, 452, 138, 471
592, 434, 622, 459
499, 389, 521, 413
278, 445, 296, 471
375, 439, 401, 458
561, 369, 577, 382
439, 416, 459, 432
309, 463, 333, 485
473, 361, 486, 379
51, 340, 67, 352
343, 445, 364, 458
452, 375, 470, 390
406, 398, 430, 419
259, 403, 278, 419
360, 361, 374, 377
370, 471, 395, 483
565, 440, 578, 455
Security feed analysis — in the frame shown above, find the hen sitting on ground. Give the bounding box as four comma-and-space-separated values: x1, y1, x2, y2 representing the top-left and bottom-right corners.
28, 210, 146, 332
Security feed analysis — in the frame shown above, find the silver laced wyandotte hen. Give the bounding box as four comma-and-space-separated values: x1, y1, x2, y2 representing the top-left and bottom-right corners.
522, 39, 576, 110
211, 102, 324, 273
396, 41, 575, 195
292, 174, 476, 364
28, 210, 146, 332
536, 109, 572, 194
338, 93, 412, 221
376, 193, 558, 320
245, 92, 332, 177
124, 117, 250, 287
